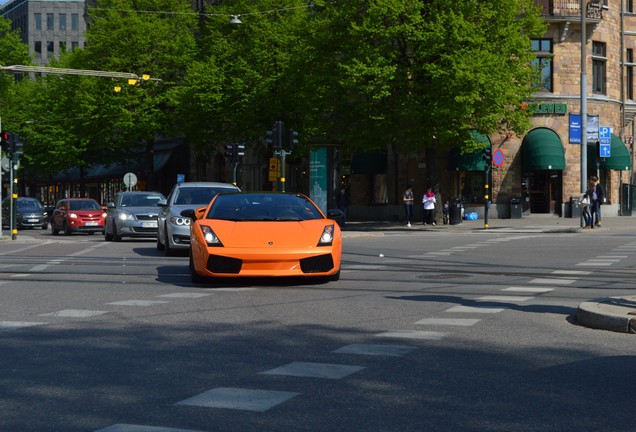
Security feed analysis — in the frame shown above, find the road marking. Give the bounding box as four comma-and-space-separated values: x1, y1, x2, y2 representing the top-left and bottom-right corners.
375, 330, 447, 340
414, 318, 481, 326
529, 278, 575, 285
332, 344, 416, 357
551, 270, 591, 275
501, 287, 554, 293
477, 295, 533, 302
596, 255, 628, 259
107, 300, 170, 307
445, 305, 505, 313
260, 362, 365, 379
0, 321, 47, 331
176, 387, 300, 412
157, 293, 212, 298
576, 262, 613, 267
0, 241, 55, 256
95, 425, 207, 432
39, 309, 109, 318
69, 241, 110, 257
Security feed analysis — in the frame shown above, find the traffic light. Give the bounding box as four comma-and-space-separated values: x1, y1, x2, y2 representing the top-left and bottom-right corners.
236, 144, 245, 157
289, 129, 299, 151
482, 146, 492, 166
224, 144, 234, 160
273, 120, 283, 149
0, 131, 11, 154
11, 133, 23, 156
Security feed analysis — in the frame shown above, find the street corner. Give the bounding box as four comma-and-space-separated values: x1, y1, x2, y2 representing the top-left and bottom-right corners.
576, 296, 636, 333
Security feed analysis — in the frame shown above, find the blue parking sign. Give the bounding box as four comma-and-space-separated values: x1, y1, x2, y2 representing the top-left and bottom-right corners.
599, 126, 611, 157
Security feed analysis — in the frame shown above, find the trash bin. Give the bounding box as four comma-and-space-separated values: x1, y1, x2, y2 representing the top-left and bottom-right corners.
449, 197, 462, 225
510, 197, 522, 219
570, 196, 581, 219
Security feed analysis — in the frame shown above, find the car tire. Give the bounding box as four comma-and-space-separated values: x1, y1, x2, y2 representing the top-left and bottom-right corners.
105, 226, 113, 241
63, 221, 72, 236
156, 233, 164, 251
164, 227, 175, 256
112, 223, 122, 242
41, 223, 48, 230
328, 269, 341, 282
190, 250, 208, 284
51, 221, 59, 235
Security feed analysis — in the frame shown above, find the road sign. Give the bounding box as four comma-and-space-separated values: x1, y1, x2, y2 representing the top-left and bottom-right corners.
492, 149, 505, 167
123, 172, 137, 188
599, 126, 611, 158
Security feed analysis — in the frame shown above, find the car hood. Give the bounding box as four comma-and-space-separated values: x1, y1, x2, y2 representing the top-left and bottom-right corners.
118, 206, 160, 215
167, 204, 205, 216
203, 219, 337, 248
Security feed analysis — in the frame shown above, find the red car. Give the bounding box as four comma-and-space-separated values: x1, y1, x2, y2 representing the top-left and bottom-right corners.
50, 198, 106, 235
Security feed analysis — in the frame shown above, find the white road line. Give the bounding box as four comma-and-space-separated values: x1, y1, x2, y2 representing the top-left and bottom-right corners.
260, 362, 365, 379
375, 330, 447, 340
576, 262, 613, 267
414, 318, 481, 326
445, 305, 505, 314
551, 270, 591, 275
175, 387, 300, 412
477, 295, 533, 302
529, 278, 576, 285
502, 287, 554, 293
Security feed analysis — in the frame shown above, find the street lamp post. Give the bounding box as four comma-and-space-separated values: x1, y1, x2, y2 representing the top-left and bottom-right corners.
580, 0, 588, 196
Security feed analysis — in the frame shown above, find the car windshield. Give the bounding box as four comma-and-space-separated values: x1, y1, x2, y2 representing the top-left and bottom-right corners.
68, 200, 101, 211
17, 199, 43, 210
174, 187, 234, 206
120, 194, 163, 207
207, 193, 323, 221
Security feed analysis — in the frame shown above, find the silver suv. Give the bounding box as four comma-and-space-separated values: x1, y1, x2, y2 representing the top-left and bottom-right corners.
156, 182, 240, 256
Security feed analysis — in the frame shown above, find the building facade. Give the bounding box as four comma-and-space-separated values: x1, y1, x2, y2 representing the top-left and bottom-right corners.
0, 0, 86, 66
347, 0, 636, 222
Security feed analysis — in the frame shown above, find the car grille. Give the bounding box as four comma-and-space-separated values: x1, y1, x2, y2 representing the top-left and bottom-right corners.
132, 227, 157, 233
136, 214, 158, 221
80, 214, 102, 223
206, 255, 242, 274
300, 254, 334, 273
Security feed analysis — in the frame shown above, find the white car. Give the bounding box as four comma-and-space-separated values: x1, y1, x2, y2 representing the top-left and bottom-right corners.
156, 182, 240, 256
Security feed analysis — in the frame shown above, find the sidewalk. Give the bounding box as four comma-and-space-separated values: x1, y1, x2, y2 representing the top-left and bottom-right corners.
342, 214, 636, 334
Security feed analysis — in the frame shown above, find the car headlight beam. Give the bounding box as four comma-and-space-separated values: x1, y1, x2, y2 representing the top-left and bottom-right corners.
118, 212, 133, 221
200, 225, 223, 247
317, 224, 335, 246
169, 216, 191, 226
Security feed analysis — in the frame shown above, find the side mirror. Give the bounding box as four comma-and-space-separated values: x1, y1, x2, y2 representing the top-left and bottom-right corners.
180, 209, 196, 220
157, 199, 167, 207
107, 202, 115, 208
327, 209, 344, 221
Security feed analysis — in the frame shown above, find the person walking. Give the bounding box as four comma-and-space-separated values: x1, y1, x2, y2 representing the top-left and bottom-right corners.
591, 176, 604, 227
580, 180, 595, 229
422, 186, 436, 226
403, 184, 414, 227
336, 187, 349, 226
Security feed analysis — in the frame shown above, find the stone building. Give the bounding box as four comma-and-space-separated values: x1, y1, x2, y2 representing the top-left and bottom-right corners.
0, 0, 86, 66
347, 0, 636, 222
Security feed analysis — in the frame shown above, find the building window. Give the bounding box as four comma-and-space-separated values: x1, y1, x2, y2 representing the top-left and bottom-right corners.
59, 13, 66, 31
531, 39, 553, 92
71, 14, 79, 31
628, 0, 634, 13
59, 41, 66, 52
34, 41, 41, 55
72, 41, 78, 50
47, 13, 54, 31
34, 13, 41, 30
628, 49, 634, 100
592, 41, 607, 94
47, 41, 54, 58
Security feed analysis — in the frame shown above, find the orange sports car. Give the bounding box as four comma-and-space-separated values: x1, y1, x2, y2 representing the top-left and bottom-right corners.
184, 192, 343, 283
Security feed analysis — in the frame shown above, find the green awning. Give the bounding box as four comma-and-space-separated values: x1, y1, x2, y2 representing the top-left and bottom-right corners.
447, 131, 491, 171
521, 127, 565, 170
587, 133, 632, 171
351, 152, 387, 174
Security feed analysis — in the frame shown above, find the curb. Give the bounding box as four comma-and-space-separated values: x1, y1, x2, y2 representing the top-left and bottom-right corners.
576, 297, 636, 334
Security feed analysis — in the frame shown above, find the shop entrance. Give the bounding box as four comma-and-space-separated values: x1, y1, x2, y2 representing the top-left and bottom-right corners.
524, 170, 563, 215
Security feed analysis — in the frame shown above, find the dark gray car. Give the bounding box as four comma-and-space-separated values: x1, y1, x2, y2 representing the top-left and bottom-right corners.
1, 197, 48, 230
104, 191, 165, 241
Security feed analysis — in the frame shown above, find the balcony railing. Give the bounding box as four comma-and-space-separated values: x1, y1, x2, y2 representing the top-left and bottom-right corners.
535, 0, 603, 19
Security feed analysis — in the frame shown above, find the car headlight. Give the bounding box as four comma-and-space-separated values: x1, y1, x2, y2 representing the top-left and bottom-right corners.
118, 212, 134, 221
169, 216, 191, 226
69, 213, 78, 219
317, 224, 335, 246
200, 225, 223, 247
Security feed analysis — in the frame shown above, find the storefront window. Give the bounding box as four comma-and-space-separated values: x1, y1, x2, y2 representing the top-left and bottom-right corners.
458, 171, 486, 204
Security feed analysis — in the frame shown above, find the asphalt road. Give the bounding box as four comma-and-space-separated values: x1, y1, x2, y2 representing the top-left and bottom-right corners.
0, 227, 635, 432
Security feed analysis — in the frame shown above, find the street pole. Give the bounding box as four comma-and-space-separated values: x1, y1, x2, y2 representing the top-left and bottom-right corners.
484, 168, 490, 229
580, 0, 588, 227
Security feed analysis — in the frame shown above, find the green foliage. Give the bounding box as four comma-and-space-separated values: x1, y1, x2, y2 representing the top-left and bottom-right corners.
2, 0, 547, 176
